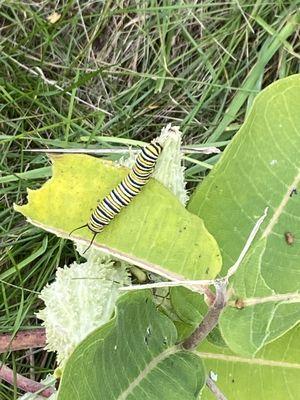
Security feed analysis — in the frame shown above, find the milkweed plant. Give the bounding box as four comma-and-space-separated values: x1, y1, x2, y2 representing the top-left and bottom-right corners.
19, 125, 187, 399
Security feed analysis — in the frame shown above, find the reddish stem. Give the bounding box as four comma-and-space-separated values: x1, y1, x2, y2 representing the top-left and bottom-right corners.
0, 328, 46, 353
202, 285, 216, 305
0, 363, 54, 398
182, 280, 227, 350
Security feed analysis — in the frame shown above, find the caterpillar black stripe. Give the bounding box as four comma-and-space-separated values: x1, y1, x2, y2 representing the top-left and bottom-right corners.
70, 140, 162, 252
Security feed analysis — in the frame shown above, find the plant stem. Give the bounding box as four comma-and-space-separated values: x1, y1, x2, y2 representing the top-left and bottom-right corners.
0, 363, 54, 398
182, 280, 227, 350
0, 329, 46, 353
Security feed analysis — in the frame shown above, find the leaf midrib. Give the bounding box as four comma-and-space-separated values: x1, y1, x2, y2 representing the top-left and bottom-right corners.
262, 169, 300, 238
196, 351, 300, 369
117, 346, 179, 400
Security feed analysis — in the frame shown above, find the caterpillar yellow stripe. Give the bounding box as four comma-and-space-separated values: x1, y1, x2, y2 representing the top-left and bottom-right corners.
70, 139, 162, 252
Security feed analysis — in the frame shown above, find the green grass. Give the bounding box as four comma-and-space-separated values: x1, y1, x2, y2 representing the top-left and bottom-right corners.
0, 1, 299, 398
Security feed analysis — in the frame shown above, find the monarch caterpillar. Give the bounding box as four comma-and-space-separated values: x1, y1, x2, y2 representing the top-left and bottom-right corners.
70, 139, 163, 252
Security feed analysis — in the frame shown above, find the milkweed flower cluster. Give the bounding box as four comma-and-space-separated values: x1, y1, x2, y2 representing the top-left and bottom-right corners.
153, 124, 188, 205
36, 256, 130, 367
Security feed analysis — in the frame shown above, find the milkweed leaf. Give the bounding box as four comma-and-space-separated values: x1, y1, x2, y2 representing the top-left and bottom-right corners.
198, 325, 300, 399
57, 291, 206, 400
188, 75, 300, 355
15, 154, 221, 280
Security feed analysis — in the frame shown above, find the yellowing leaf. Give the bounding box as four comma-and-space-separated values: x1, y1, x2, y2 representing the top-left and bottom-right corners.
15, 154, 221, 281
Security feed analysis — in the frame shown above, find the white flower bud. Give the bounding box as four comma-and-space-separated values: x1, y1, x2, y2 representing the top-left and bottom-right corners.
36, 258, 130, 366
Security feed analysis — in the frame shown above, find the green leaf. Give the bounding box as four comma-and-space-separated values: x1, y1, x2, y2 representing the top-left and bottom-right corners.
57, 291, 206, 400
170, 287, 205, 325
188, 75, 300, 354
189, 74, 300, 282
220, 239, 300, 356
170, 287, 206, 342
15, 154, 221, 280
173, 320, 195, 342
170, 287, 227, 348
0, 166, 51, 184
198, 324, 300, 399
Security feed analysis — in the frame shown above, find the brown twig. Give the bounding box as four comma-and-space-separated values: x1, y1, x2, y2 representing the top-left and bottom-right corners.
206, 375, 228, 400
0, 328, 46, 353
182, 280, 227, 350
202, 285, 216, 305
0, 363, 54, 398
